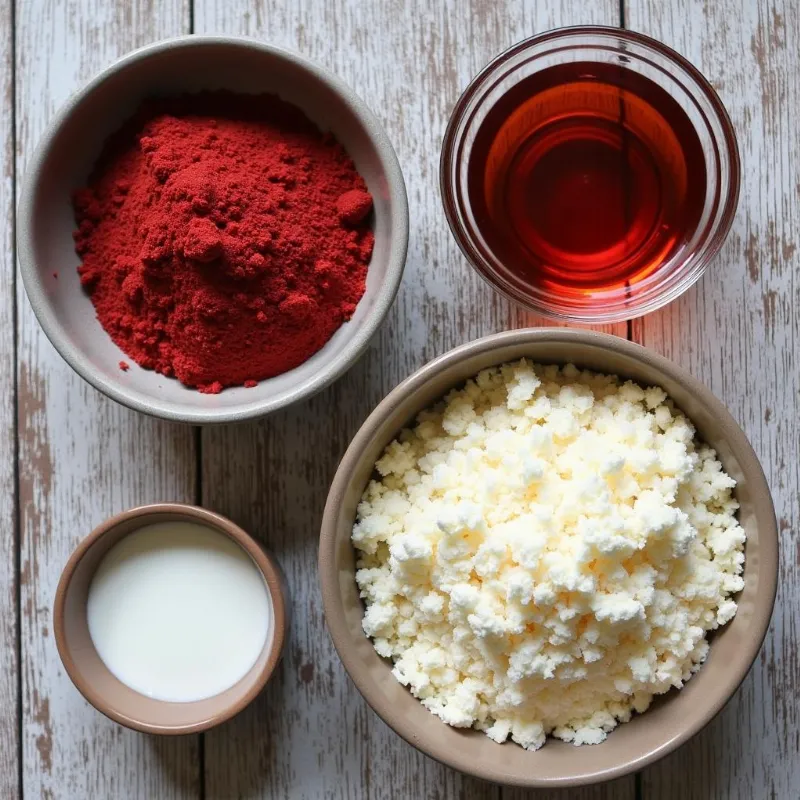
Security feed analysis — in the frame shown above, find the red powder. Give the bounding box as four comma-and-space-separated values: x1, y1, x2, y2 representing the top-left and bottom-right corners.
73, 92, 373, 392
119, 360, 129, 372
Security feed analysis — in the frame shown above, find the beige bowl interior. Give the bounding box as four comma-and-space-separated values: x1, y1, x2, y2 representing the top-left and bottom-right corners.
320, 328, 778, 787
55, 504, 287, 734
18, 36, 407, 423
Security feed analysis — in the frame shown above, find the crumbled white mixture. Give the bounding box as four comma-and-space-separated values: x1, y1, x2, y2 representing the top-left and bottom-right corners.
352, 361, 745, 750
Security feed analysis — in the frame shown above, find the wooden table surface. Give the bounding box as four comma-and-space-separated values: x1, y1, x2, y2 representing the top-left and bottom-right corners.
2, 0, 797, 797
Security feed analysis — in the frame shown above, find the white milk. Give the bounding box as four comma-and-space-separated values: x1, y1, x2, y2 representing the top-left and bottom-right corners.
87, 521, 271, 703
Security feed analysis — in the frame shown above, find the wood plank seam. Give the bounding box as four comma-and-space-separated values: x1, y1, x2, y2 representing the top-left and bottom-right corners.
15, 1, 200, 796
194, 425, 206, 799
9, 0, 21, 795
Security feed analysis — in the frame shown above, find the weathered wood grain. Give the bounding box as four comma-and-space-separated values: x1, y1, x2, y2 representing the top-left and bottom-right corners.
195, 2, 630, 798
0, 0, 19, 795
8, 0, 797, 797
626, 0, 800, 798
14, 1, 200, 797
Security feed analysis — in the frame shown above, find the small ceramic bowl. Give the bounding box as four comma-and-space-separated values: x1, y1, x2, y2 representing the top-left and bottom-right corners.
54, 503, 287, 734
18, 35, 408, 424
320, 328, 778, 788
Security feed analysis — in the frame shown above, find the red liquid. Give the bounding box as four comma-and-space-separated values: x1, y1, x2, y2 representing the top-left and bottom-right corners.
468, 62, 707, 297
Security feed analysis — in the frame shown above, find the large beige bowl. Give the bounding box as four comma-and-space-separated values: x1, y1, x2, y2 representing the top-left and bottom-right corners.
319, 328, 778, 787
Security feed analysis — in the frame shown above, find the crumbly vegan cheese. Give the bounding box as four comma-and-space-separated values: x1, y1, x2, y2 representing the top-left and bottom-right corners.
352, 361, 746, 750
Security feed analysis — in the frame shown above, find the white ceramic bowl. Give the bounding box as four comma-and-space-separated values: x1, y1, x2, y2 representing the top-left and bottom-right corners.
18, 36, 408, 423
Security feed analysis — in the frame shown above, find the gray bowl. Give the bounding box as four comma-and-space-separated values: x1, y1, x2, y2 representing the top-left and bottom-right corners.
17, 35, 408, 424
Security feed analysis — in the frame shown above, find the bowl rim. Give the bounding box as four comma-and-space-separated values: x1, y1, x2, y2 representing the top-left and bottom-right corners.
17, 34, 409, 424
53, 502, 288, 735
319, 327, 778, 787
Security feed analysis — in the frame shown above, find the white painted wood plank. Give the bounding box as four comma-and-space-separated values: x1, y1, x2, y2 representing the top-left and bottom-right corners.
195, 1, 631, 798
0, 0, 19, 795
626, 1, 800, 797
15, 1, 200, 797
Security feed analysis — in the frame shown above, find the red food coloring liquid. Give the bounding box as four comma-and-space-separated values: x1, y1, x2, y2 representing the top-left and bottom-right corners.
468, 62, 707, 298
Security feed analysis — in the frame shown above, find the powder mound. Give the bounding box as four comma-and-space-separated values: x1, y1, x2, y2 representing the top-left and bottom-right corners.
73, 91, 375, 390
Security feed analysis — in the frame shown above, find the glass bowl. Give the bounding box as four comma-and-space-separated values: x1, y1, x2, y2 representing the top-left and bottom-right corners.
440, 26, 740, 324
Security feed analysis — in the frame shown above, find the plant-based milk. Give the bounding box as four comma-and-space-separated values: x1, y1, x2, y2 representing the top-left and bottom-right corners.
87, 521, 271, 702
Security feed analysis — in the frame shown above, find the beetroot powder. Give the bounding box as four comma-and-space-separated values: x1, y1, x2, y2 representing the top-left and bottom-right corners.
73, 92, 374, 393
